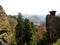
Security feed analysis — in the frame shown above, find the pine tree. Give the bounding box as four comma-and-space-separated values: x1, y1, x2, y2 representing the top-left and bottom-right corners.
31, 22, 36, 33
24, 18, 33, 45
15, 12, 25, 45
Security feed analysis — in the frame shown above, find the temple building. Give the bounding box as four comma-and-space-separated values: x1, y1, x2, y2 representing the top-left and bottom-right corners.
49, 10, 56, 16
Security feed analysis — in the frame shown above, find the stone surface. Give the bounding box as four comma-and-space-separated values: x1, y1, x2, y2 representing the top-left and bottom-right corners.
46, 15, 60, 43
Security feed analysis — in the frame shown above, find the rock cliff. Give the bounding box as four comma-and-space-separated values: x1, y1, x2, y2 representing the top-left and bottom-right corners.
46, 11, 60, 43
0, 5, 17, 44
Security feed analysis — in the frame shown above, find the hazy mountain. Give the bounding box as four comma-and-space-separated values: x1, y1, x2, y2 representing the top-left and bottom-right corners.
23, 14, 47, 26
27, 15, 41, 26
57, 13, 60, 16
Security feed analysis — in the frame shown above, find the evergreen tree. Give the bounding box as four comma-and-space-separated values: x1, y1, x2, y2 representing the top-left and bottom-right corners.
31, 22, 36, 33
15, 12, 25, 45
24, 18, 33, 45
31, 22, 35, 30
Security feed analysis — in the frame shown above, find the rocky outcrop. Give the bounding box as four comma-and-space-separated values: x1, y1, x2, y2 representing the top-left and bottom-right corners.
0, 5, 17, 44
46, 11, 60, 43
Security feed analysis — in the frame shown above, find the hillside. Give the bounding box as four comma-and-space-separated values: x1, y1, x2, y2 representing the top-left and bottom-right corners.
0, 5, 17, 44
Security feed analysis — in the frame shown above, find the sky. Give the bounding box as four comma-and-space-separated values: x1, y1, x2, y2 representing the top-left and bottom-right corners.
0, 0, 60, 15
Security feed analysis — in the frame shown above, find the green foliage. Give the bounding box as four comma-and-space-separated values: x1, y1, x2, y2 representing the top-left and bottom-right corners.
31, 32, 48, 45
24, 18, 35, 45
0, 5, 3, 10
53, 39, 60, 45
24, 18, 32, 30
17, 12, 23, 22
31, 22, 36, 34
37, 34, 48, 45
15, 12, 25, 45
10, 35, 16, 45
13, 12, 36, 45
31, 22, 36, 30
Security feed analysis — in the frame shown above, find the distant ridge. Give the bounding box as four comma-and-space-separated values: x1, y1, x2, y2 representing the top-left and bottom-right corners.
23, 14, 46, 26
